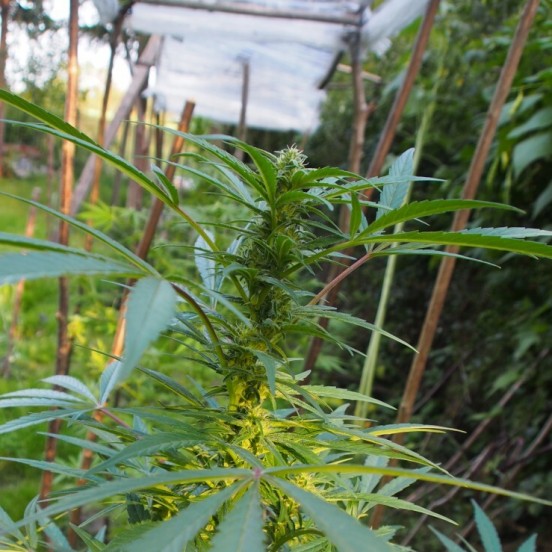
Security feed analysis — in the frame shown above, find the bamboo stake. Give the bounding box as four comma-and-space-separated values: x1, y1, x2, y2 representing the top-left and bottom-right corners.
394, 0, 540, 441
364, 0, 440, 183
369, 0, 540, 529
1, 187, 41, 377
39, 0, 79, 504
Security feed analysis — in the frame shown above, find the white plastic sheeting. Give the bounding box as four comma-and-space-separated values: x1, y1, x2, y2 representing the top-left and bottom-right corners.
119, 0, 429, 131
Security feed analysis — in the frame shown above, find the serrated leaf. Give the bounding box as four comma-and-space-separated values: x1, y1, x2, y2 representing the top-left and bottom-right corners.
100, 360, 121, 404
460, 227, 552, 238
270, 478, 390, 552
16, 468, 251, 529
41, 375, 97, 403
0, 192, 156, 274
0, 408, 89, 435
376, 149, 414, 220
472, 501, 501, 552
358, 231, 552, 260
211, 484, 264, 552
116, 278, 177, 387
265, 465, 552, 507
300, 385, 392, 410
0, 252, 143, 284
429, 527, 466, 552
93, 482, 244, 552
1, 388, 86, 403
363, 199, 519, 237
88, 431, 205, 474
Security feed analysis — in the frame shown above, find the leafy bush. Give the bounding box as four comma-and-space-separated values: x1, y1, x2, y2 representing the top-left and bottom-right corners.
0, 90, 551, 550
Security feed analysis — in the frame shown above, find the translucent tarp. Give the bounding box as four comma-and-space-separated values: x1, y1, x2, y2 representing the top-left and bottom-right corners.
120, 0, 429, 131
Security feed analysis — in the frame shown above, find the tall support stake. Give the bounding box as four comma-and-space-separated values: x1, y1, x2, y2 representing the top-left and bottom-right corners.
40, 0, 79, 504
365, 0, 440, 181
370, 0, 540, 530
70, 35, 161, 215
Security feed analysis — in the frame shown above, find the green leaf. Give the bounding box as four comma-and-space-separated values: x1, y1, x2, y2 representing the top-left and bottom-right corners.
512, 131, 552, 177
194, 231, 217, 291
42, 375, 98, 403
252, 351, 279, 396
0, 88, 95, 143
68, 524, 105, 552
429, 526, 466, 552
19, 469, 250, 530
0, 191, 156, 274
358, 231, 552, 260
88, 431, 206, 474
269, 478, 390, 552
363, 199, 519, 237
211, 484, 265, 552
0, 409, 90, 435
376, 149, 414, 219
0, 505, 25, 543
472, 501, 502, 552
0, 252, 143, 284
115, 278, 178, 387
508, 107, 552, 139
104, 482, 245, 552
460, 227, 552, 239
265, 465, 552, 507
151, 164, 179, 205
300, 385, 393, 410
532, 180, 552, 219
517, 534, 537, 552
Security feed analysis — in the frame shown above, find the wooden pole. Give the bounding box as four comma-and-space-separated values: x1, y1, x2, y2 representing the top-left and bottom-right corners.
70, 35, 162, 215
370, 0, 540, 529
40, 0, 79, 504
1, 187, 41, 377
365, 0, 440, 182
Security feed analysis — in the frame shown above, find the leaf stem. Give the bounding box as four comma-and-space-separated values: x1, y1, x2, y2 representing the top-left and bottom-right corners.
309, 252, 372, 306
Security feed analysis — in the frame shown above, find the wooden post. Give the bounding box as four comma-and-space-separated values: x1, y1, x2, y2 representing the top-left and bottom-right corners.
365, 0, 440, 182
70, 35, 162, 215
1, 187, 41, 377
370, 0, 540, 530
126, 94, 149, 209
40, 0, 79, 504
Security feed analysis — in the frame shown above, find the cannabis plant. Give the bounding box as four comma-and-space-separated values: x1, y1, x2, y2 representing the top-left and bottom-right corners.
0, 89, 551, 551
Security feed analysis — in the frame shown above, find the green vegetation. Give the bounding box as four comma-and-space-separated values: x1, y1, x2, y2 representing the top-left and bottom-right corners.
0, 88, 550, 551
